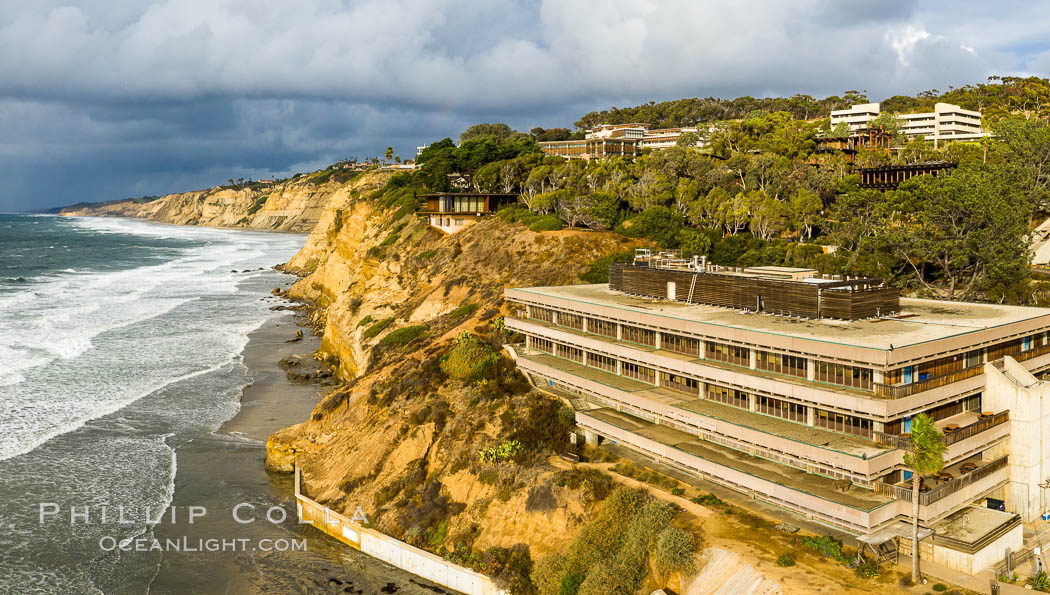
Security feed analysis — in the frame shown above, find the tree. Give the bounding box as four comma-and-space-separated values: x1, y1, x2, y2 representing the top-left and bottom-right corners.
675, 131, 701, 147
993, 118, 1050, 209
749, 192, 786, 241
688, 187, 730, 229
904, 413, 945, 584
788, 189, 822, 239
881, 164, 1032, 300
868, 112, 905, 145
385, 146, 393, 162
459, 123, 526, 144
827, 121, 850, 138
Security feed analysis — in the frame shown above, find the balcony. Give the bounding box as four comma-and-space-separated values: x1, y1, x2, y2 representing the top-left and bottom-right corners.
874, 456, 1008, 522
873, 411, 1009, 450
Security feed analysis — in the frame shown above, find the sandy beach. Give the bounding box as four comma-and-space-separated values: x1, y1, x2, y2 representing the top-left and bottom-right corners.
148, 312, 449, 594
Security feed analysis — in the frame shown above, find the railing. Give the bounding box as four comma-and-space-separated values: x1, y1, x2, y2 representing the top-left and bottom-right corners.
944, 411, 1009, 446
992, 547, 1035, 576
1012, 342, 1050, 363
873, 431, 912, 450
874, 456, 1008, 506
873, 365, 983, 399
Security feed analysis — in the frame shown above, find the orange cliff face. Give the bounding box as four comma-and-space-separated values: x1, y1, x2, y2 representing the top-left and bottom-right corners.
267, 193, 642, 561
59, 171, 394, 233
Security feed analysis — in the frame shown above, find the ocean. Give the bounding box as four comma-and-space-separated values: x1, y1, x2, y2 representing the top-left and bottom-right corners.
0, 213, 305, 591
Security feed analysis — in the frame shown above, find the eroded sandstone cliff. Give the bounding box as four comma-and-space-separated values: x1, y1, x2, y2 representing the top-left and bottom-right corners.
60, 171, 391, 233
266, 189, 642, 582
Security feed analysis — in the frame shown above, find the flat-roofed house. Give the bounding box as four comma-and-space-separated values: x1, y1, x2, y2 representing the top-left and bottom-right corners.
503, 251, 1050, 575
417, 192, 517, 234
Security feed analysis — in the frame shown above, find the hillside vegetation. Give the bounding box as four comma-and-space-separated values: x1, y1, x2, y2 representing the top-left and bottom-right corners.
404, 76, 1050, 304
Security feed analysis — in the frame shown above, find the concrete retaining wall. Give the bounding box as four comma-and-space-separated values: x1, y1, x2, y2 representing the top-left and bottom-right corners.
294, 466, 506, 595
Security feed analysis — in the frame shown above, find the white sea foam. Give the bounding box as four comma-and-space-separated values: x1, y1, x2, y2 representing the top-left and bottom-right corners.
0, 218, 304, 461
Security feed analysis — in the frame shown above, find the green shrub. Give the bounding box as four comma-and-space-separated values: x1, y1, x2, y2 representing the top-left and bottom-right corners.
496, 205, 533, 223
449, 303, 479, 319
479, 440, 523, 464
932, 584, 948, 592
775, 552, 796, 567
580, 250, 636, 283
379, 324, 428, 347
363, 317, 395, 340
440, 331, 501, 382
802, 535, 849, 564
854, 556, 880, 579
1033, 571, 1050, 592
528, 215, 564, 232
357, 314, 373, 327
691, 493, 726, 508
331, 208, 344, 233
380, 233, 399, 247
427, 521, 448, 546
558, 572, 584, 595
246, 194, 269, 216
417, 249, 436, 260
671, 487, 685, 496
651, 526, 697, 576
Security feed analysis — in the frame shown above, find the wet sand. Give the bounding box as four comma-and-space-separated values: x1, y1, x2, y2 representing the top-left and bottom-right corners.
148, 314, 449, 594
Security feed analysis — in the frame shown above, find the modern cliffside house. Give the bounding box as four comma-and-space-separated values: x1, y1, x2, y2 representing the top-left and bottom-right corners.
830, 102, 988, 144
503, 250, 1050, 575
417, 192, 517, 234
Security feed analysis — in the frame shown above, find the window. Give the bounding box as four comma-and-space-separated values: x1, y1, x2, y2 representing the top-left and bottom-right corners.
660, 372, 699, 396
814, 361, 872, 390
557, 344, 584, 363
621, 325, 656, 347
705, 384, 749, 409
815, 409, 872, 438
559, 312, 584, 331
662, 333, 701, 357
454, 218, 464, 226
756, 396, 806, 423
755, 351, 807, 378
621, 362, 655, 384
587, 318, 617, 339
706, 341, 749, 366
587, 352, 616, 373
531, 337, 554, 354
529, 307, 554, 324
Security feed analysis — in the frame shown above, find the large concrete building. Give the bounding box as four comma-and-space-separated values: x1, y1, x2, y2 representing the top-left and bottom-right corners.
538, 123, 705, 161
504, 252, 1050, 574
829, 102, 988, 143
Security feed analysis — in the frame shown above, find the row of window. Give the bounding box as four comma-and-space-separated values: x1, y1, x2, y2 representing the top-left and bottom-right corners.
534, 335, 880, 439
527, 307, 1050, 393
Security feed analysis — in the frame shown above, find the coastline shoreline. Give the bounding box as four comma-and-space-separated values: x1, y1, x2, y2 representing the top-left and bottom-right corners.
148, 308, 449, 594
55, 212, 313, 235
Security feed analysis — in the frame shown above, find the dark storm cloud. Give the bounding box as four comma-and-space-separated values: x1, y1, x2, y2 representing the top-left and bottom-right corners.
0, 0, 1047, 211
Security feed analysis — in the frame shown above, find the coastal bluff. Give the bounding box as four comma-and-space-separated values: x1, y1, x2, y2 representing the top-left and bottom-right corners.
60, 171, 391, 233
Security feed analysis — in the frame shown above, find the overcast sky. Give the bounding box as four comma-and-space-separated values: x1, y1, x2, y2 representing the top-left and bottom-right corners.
2, 0, 1049, 211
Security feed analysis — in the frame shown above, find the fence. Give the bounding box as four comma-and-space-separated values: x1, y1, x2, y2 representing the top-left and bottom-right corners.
944, 411, 1009, 446
874, 456, 1008, 506
873, 411, 1008, 452
873, 365, 983, 399
294, 465, 506, 595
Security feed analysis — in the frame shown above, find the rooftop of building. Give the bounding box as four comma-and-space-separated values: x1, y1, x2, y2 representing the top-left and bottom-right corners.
507, 283, 1050, 352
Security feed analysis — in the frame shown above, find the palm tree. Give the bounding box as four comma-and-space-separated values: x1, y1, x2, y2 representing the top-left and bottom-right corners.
905, 413, 946, 584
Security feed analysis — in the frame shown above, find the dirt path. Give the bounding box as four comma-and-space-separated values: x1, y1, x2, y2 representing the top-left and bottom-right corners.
548, 456, 965, 595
